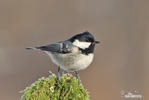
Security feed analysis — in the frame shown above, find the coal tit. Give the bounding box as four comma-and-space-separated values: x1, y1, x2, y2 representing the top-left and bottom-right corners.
26, 31, 99, 83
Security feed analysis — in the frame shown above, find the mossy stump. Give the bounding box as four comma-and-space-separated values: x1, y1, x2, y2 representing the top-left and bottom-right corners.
21, 74, 89, 100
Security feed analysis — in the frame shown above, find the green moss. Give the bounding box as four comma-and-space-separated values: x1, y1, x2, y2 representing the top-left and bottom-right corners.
21, 74, 89, 100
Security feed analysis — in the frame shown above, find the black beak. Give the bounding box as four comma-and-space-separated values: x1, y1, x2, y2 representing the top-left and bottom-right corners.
95, 40, 100, 44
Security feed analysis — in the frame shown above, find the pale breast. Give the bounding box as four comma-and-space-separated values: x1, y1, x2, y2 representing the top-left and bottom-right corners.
45, 51, 94, 71
72, 53, 94, 71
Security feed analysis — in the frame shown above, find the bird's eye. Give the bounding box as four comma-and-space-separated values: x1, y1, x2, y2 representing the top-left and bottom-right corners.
85, 38, 92, 42
86, 39, 90, 42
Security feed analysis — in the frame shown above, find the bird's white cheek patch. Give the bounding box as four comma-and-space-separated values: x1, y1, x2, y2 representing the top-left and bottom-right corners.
73, 39, 91, 49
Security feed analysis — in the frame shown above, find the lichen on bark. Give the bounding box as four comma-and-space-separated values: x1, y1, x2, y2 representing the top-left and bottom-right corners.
21, 74, 89, 100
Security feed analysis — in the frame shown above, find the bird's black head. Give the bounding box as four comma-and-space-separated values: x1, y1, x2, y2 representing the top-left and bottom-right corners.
69, 31, 100, 55
70, 31, 99, 43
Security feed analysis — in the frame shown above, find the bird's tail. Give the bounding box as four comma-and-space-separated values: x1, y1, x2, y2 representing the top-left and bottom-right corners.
26, 47, 37, 50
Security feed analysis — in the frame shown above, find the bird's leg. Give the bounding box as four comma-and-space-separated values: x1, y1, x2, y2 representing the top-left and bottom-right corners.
56, 66, 61, 82
74, 71, 81, 84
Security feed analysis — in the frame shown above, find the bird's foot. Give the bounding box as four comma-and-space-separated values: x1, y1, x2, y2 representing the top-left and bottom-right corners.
74, 71, 82, 84
56, 72, 60, 83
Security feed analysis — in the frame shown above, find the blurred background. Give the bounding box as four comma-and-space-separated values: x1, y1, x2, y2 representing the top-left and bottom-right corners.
0, 0, 148, 100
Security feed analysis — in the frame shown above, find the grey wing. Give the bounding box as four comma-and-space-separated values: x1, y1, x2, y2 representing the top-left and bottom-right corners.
35, 41, 73, 53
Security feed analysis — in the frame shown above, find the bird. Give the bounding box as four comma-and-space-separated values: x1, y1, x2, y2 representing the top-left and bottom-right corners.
26, 31, 100, 84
